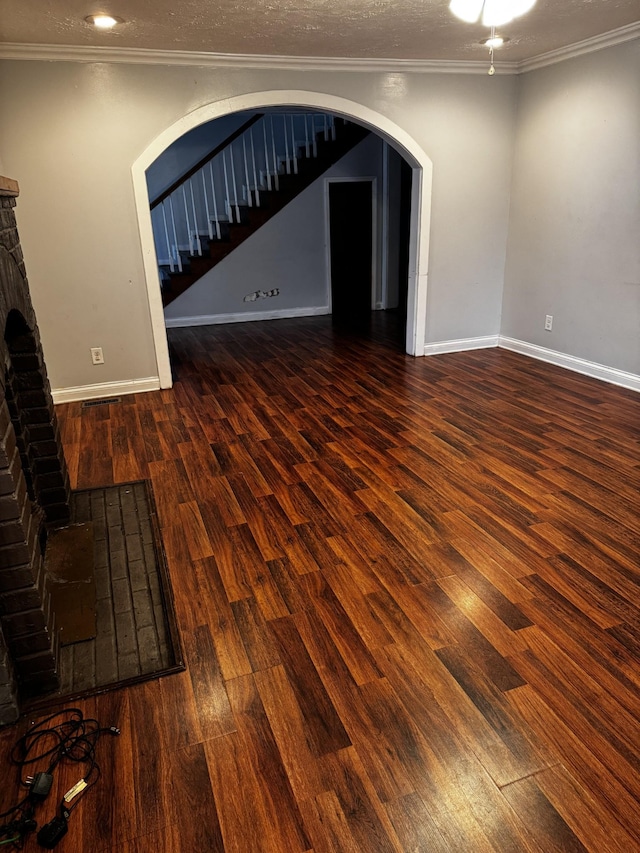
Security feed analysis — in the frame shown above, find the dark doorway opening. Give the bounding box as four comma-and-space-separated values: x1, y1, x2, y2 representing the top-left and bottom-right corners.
327, 155, 413, 351
329, 180, 374, 331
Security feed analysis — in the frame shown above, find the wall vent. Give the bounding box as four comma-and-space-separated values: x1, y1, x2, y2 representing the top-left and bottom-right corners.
81, 397, 121, 408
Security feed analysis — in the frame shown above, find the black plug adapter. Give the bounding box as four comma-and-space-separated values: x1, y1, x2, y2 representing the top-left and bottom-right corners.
28, 772, 53, 800
37, 816, 68, 849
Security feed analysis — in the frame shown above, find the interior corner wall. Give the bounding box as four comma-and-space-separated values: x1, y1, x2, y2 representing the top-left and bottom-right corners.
0, 59, 515, 394
501, 39, 640, 375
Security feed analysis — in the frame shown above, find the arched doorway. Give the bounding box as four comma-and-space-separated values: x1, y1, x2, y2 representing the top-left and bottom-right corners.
132, 91, 433, 388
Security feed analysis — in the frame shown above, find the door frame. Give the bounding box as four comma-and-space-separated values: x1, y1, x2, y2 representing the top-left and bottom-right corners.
324, 177, 377, 314
132, 90, 433, 388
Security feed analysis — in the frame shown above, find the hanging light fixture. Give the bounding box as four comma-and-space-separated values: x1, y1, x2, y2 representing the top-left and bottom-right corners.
479, 28, 510, 74
479, 33, 510, 48
449, 0, 537, 27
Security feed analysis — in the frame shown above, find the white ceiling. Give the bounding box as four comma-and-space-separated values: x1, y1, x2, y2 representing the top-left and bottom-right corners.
0, 0, 638, 63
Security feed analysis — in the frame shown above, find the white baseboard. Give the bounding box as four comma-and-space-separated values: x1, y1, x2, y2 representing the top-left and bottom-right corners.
423, 335, 499, 356
165, 305, 331, 328
422, 334, 640, 393
51, 376, 161, 404
498, 337, 640, 392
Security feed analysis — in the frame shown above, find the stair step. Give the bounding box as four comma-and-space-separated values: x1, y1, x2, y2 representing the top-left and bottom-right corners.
187, 255, 215, 274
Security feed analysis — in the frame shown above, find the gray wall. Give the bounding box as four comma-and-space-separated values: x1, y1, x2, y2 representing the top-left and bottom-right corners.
2, 44, 637, 393
164, 134, 384, 323
421, 74, 515, 346
502, 40, 640, 374
0, 59, 515, 392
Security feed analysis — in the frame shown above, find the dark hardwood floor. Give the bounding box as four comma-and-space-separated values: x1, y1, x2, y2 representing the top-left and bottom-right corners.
1, 315, 639, 852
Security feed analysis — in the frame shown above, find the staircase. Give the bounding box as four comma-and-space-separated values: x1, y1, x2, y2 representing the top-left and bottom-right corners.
150, 113, 370, 307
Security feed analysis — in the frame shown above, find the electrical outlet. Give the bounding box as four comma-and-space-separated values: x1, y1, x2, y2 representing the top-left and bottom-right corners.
90, 347, 104, 365
544, 315, 553, 331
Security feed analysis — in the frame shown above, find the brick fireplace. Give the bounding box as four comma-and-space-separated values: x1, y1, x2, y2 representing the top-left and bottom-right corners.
0, 176, 71, 725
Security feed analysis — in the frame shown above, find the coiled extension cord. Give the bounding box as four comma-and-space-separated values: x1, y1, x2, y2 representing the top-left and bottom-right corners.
0, 707, 120, 849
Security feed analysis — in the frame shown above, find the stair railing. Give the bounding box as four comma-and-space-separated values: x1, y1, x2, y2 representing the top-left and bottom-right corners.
150, 112, 336, 275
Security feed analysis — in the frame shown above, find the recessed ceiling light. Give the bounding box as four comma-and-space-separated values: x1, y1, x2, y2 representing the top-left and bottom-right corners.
479, 35, 510, 48
84, 14, 124, 29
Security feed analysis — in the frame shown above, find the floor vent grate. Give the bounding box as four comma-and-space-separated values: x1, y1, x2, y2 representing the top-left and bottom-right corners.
81, 397, 121, 408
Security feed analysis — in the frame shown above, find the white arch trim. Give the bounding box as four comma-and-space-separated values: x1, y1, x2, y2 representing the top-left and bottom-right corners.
132, 90, 433, 388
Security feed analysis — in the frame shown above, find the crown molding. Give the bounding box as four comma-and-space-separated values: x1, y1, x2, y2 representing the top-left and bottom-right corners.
0, 42, 516, 74
0, 21, 637, 74
518, 21, 640, 73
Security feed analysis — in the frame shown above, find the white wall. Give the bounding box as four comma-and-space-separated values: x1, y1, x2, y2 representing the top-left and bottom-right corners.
164, 134, 384, 324
502, 40, 640, 374
0, 59, 515, 393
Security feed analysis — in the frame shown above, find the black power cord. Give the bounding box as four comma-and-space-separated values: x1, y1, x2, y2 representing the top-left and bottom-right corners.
0, 708, 120, 849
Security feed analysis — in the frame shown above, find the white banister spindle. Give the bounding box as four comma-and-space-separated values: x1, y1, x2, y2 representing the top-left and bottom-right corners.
201, 172, 213, 240
283, 115, 290, 175
330, 115, 336, 140
182, 186, 193, 256
242, 136, 252, 207
312, 115, 318, 157
304, 114, 310, 158
262, 120, 272, 190
290, 115, 298, 174
270, 116, 279, 191
229, 141, 241, 222
222, 150, 232, 221
168, 196, 182, 272
161, 203, 173, 272
250, 128, 260, 207
208, 162, 221, 240
189, 180, 201, 255
324, 114, 329, 141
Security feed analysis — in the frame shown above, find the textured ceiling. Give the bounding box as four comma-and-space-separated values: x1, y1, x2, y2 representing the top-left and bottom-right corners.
0, 0, 638, 62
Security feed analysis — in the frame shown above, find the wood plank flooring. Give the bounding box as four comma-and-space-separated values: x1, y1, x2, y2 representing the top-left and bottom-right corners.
1, 315, 639, 852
